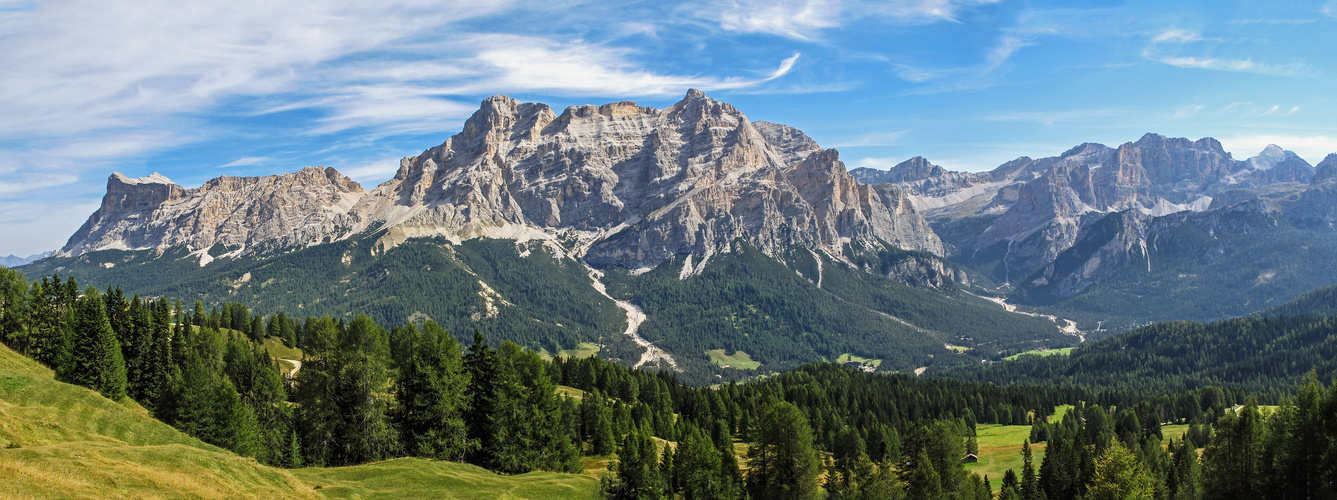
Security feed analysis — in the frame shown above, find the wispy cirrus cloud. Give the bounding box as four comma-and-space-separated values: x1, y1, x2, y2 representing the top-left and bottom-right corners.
1142, 28, 1306, 76
711, 0, 1000, 40
716, 0, 842, 40
443, 35, 801, 96
829, 130, 912, 148
218, 157, 267, 168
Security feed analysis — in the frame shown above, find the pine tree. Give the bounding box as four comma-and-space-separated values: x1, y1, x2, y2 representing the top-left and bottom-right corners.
675, 425, 724, 499
1202, 401, 1265, 499
604, 424, 665, 499
27, 279, 70, 369
63, 288, 127, 400
464, 329, 501, 467
334, 314, 398, 464
394, 320, 469, 460
0, 267, 29, 353
143, 298, 172, 413
1087, 439, 1153, 500
745, 401, 821, 500
216, 377, 259, 457
294, 316, 341, 466
1021, 439, 1039, 500
907, 449, 943, 499
287, 429, 304, 468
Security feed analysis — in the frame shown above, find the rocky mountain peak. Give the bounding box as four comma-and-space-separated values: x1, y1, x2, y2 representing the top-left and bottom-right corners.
62, 167, 366, 258
1249, 144, 1299, 170
62, 92, 946, 273
1313, 154, 1337, 185
753, 121, 821, 165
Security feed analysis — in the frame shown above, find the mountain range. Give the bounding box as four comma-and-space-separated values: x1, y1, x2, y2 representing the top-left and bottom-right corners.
19, 90, 1337, 379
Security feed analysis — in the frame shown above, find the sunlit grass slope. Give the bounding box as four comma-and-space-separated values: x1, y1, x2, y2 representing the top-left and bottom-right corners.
291, 458, 598, 499
0, 343, 598, 499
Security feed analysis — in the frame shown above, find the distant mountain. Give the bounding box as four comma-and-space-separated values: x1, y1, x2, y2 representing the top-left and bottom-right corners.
0, 251, 51, 267
856, 138, 1337, 331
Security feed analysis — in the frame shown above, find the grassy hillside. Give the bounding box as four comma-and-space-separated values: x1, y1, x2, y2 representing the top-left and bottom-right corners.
291, 458, 597, 499
0, 343, 598, 499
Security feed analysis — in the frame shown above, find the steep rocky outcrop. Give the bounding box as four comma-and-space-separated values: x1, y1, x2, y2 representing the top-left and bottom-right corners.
61, 167, 366, 257
62, 91, 944, 273
1022, 199, 1280, 300
1286, 154, 1337, 229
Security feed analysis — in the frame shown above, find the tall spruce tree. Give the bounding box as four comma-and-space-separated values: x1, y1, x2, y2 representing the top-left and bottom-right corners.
333, 314, 398, 465
0, 267, 28, 352
603, 424, 665, 500
394, 320, 469, 460
63, 287, 127, 400
1202, 401, 1265, 499
745, 401, 820, 500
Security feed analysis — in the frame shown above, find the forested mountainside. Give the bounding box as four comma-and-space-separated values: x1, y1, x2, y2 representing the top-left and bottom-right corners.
17, 235, 1070, 384
5, 267, 1337, 498
942, 314, 1337, 397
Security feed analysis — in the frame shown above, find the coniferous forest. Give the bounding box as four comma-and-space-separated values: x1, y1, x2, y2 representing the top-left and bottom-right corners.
4, 266, 1337, 499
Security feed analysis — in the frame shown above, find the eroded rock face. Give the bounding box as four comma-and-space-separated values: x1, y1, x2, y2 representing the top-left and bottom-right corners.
63, 90, 944, 271
1286, 154, 1337, 229
61, 167, 366, 256
349, 90, 943, 268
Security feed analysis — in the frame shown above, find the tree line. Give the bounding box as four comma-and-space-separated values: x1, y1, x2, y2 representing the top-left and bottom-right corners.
5, 267, 1337, 498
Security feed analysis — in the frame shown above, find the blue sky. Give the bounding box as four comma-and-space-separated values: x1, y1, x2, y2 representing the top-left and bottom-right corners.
2, 0, 1336, 256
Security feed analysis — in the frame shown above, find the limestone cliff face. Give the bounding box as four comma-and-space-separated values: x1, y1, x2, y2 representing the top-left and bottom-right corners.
61, 167, 366, 257
353, 90, 942, 269
63, 91, 944, 272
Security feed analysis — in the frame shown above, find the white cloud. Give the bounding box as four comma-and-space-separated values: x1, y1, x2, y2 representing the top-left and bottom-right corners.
1142, 28, 1305, 76
849, 157, 903, 170
309, 85, 479, 136
0, 174, 80, 197
830, 130, 911, 148
1172, 104, 1205, 119
711, 0, 999, 40
985, 109, 1123, 126
894, 33, 1034, 93
442, 35, 800, 96
1220, 135, 1337, 166
1151, 29, 1201, 44
1325, 0, 1337, 17
337, 158, 403, 186
869, 0, 1001, 24
218, 156, 268, 168
717, 0, 842, 40
1149, 55, 1303, 75
0, 199, 101, 256
0, 0, 512, 139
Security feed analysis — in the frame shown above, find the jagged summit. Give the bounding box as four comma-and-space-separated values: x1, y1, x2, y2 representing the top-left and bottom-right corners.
62, 91, 944, 270
1248, 144, 1300, 170
111, 172, 174, 185
61, 166, 366, 258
